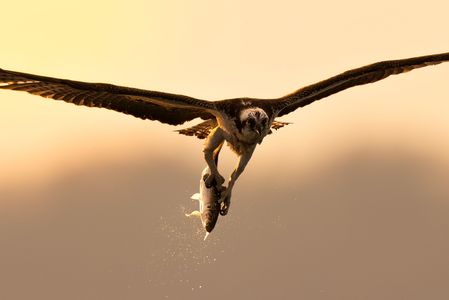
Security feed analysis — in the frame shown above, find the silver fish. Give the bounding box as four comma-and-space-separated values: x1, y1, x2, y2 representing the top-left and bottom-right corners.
186, 166, 224, 240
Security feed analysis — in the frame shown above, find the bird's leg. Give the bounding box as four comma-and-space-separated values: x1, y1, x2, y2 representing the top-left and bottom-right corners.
204, 141, 225, 188
219, 146, 255, 215
212, 141, 223, 167
203, 128, 225, 188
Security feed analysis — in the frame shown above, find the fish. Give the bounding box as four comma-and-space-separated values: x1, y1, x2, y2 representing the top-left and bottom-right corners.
186, 166, 224, 240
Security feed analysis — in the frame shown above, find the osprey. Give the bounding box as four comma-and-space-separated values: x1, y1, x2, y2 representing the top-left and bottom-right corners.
1, 52, 449, 215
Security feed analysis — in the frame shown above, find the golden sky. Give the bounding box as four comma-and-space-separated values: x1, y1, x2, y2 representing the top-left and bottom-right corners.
2, 0, 449, 187
1, 1, 449, 299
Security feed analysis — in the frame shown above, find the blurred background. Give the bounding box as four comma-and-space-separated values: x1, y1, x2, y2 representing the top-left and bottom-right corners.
1, 1, 449, 299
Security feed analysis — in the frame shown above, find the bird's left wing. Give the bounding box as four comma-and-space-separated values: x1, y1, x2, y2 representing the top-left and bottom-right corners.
0, 68, 217, 125
270, 52, 449, 117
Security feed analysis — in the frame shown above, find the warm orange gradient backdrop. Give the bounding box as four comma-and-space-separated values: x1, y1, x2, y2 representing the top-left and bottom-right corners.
2, 0, 449, 188
1, 1, 449, 299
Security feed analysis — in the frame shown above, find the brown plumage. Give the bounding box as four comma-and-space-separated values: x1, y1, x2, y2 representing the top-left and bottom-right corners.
0, 69, 216, 125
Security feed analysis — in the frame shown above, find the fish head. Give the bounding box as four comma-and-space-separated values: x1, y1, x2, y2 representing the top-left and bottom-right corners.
202, 204, 220, 233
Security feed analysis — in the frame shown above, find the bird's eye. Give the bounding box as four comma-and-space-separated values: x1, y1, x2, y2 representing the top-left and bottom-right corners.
248, 118, 255, 126
261, 118, 267, 126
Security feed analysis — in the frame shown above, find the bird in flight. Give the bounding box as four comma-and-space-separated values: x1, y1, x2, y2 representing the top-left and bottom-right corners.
1, 52, 449, 216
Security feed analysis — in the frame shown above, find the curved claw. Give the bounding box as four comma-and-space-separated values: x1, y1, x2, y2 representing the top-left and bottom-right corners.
219, 191, 231, 216
219, 203, 229, 215
204, 173, 225, 188
219, 200, 231, 216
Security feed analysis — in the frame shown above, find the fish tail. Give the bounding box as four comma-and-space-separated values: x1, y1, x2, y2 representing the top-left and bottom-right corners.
185, 210, 201, 218
190, 193, 200, 200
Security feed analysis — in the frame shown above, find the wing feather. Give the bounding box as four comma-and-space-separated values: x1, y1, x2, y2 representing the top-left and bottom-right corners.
273, 52, 449, 117
0, 68, 217, 125
176, 119, 218, 139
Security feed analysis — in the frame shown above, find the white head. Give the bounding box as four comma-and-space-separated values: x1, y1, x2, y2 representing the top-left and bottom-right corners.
239, 108, 269, 143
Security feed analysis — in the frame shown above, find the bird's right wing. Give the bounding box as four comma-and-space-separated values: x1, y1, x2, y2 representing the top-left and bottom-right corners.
0, 68, 218, 125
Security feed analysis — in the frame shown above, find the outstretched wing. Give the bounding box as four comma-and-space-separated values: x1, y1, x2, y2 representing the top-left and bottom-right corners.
271, 52, 449, 117
0, 68, 217, 125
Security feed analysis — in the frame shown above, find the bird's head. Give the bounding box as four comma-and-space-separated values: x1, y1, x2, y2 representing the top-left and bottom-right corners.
239, 108, 270, 143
